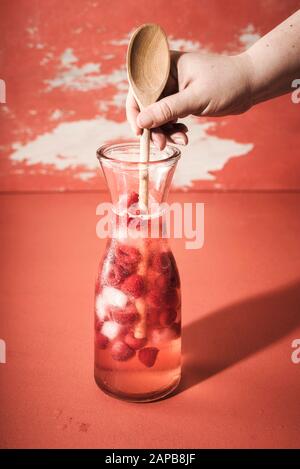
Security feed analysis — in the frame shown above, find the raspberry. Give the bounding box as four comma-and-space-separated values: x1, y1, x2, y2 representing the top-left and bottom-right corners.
111, 341, 135, 361
95, 333, 109, 349
124, 332, 147, 350
169, 253, 180, 288
116, 244, 141, 266
138, 347, 159, 368
95, 319, 102, 332
110, 303, 139, 325
150, 252, 171, 273
147, 284, 179, 309
127, 191, 139, 208
159, 309, 177, 326
122, 274, 145, 298
163, 288, 180, 309
106, 264, 126, 287
146, 307, 160, 326
117, 260, 137, 276
146, 289, 161, 307
155, 274, 169, 292
150, 252, 180, 288
127, 215, 142, 230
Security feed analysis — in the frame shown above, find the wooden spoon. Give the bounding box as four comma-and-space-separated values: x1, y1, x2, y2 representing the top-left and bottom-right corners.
127, 23, 170, 210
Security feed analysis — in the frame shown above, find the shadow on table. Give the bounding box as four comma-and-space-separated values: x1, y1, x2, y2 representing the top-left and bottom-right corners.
177, 280, 300, 394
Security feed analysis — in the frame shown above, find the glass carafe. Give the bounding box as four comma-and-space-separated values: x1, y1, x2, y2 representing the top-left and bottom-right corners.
95, 142, 181, 402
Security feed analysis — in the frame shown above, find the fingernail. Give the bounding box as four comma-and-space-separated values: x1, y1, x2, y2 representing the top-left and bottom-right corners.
173, 137, 186, 145
137, 113, 153, 129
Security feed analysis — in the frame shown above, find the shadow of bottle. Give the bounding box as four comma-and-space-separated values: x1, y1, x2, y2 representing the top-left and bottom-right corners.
177, 280, 300, 393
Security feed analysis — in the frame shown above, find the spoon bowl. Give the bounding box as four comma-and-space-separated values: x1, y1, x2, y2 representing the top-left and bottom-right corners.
127, 23, 170, 107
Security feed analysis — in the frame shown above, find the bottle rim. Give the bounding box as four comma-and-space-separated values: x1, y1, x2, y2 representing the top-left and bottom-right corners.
97, 142, 181, 167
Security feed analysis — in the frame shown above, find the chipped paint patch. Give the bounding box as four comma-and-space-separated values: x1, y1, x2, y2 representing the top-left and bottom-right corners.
10, 117, 253, 188
174, 118, 253, 187
169, 37, 203, 51
50, 109, 64, 121
239, 24, 261, 48
45, 48, 127, 91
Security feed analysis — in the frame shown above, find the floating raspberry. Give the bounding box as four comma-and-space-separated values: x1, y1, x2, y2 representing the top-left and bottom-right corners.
111, 341, 135, 361
159, 309, 177, 326
116, 244, 141, 266
127, 214, 142, 230
127, 191, 139, 208
146, 289, 161, 307
106, 264, 126, 287
169, 253, 180, 288
95, 319, 102, 332
138, 347, 159, 368
146, 307, 160, 326
95, 333, 109, 349
117, 260, 137, 276
124, 332, 147, 350
163, 288, 180, 309
150, 252, 171, 273
155, 274, 169, 292
110, 303, 139, 325
122, 274, 145, 298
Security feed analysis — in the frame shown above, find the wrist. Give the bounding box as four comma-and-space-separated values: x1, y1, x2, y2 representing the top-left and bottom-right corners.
235, 51, 256, 109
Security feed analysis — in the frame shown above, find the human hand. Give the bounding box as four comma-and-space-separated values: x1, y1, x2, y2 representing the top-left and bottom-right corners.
126, 51, 253, 149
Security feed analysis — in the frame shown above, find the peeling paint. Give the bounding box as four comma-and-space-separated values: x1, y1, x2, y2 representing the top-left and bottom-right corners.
1, 2, 297, 192
239, 24, 261, 48
169, 37, 203, 51
10, 117, 253, 188
45, 48, 127, 91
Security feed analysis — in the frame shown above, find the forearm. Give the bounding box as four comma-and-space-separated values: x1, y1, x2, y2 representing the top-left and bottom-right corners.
244, 9, 300, 104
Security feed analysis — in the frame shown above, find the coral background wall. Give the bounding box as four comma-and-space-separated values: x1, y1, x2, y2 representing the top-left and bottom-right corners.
1, 0, 299, 192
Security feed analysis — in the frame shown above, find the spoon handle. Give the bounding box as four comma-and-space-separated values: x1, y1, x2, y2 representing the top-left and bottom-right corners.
139, 128, 150, 210
135, 128, 150, 339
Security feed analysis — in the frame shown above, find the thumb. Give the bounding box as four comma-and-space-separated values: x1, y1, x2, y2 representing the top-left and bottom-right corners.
137, 88, 194, 129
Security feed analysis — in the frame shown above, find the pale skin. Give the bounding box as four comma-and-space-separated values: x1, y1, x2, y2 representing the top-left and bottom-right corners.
126, 10, 300, 149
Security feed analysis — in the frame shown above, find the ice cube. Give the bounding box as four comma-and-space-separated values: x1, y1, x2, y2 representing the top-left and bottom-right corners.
102, 286, 127, 309
95, 294, 107, 320
101, 321, 121, 340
